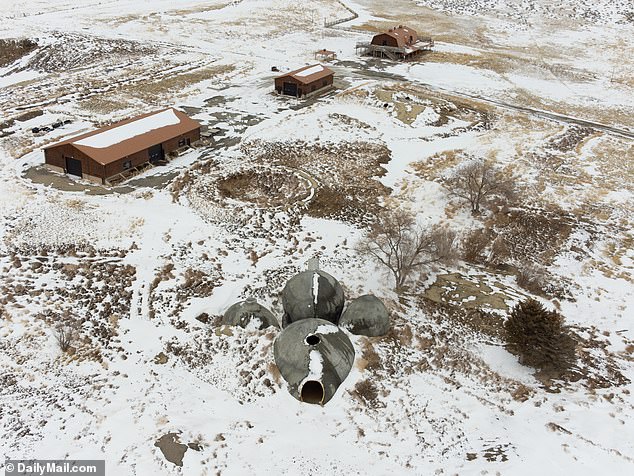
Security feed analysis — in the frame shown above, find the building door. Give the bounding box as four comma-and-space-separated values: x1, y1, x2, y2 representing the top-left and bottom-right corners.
65, 157, 82, 178
149, 144, 164, 164
283, 82, 298, 97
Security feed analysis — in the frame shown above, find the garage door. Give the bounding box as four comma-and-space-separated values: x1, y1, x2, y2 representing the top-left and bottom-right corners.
65, 157, 82, 178
149, 143, 164, 164
283, 82, 298, 96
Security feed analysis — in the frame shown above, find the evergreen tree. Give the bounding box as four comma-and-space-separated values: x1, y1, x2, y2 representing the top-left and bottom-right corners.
505, 299, 575, 371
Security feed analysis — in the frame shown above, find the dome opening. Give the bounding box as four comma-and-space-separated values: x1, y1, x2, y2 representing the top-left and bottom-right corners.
301, 381, 324, 404
305, 334, 320, 346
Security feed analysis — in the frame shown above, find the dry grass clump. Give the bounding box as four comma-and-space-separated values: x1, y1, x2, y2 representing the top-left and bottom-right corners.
352, 379, 380, 407
79, 96, 131, 115
0, 38, 37, 66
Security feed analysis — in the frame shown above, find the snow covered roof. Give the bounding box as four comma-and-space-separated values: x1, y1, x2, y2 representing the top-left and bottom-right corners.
45, 108, 201, 165
277, 64, 334, 84
295, 65, 325, 77
74, 109, 180, 149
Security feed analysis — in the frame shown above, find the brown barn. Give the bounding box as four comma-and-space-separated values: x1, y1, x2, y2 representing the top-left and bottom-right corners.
357, 25, 433, 60
372, 25, 419, 49
274, 64, 334, 98
43, 108, 201, 184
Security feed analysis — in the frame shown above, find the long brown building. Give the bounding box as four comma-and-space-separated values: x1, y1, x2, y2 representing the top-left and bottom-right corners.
44, 108, 201, 184
274, 64, 334, 98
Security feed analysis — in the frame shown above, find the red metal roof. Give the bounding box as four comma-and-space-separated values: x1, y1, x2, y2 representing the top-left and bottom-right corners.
44, 108, 201, 165
375, 25, 419, 48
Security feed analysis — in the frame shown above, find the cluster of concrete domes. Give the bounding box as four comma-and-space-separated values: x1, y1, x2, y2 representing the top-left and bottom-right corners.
222, 268, 390, 405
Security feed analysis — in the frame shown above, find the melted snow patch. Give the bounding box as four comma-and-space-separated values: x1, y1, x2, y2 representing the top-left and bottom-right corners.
74, 109, 180, 148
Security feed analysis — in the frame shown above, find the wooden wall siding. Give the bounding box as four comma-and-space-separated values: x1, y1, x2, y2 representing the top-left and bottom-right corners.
44, 144, 105, 178
371, 33, 399, 48
275, 75, 333, 97
45, 128, 200, 181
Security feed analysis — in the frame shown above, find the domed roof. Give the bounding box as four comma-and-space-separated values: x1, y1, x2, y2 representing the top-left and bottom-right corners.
273, 318, 355, 405
281, 270, 345, 326
222, 297, 279, 330
339, 294, 390, 337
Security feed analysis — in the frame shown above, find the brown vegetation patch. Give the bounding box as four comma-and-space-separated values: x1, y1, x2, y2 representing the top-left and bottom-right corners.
241, 140, 392, 223
352, 379, 382, 408
117, 65, 235, 101
17, 33, 155, 72
493, 208, 573, 265
547, 126, 596, 153
216, 168, 311, 208
1, 245, 134, 363
0, 38, 37, 67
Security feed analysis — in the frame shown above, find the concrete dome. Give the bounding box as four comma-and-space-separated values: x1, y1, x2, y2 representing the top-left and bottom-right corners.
222, 297, 279, 330
339, 294, 390, 337
281, 270, 345, 326
273, 318, 355, 405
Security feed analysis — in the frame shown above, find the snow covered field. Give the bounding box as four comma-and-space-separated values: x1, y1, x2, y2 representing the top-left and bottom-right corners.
1, 0, 633, 474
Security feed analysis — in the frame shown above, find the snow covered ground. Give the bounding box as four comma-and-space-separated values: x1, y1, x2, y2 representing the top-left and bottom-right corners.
1, 0, 633, 474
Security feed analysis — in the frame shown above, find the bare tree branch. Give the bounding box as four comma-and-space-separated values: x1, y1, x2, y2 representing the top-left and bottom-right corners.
444, 156, 514, 214
357, 208, 458, 291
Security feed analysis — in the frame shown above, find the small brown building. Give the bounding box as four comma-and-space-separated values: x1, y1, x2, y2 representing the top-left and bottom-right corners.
314, 49, 336, 61
274, 64, 334, 98
43, 108, 201, 184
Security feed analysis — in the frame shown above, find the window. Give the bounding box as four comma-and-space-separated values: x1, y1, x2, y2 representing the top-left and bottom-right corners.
123, 160, 132, 170
178, 138, 186, 147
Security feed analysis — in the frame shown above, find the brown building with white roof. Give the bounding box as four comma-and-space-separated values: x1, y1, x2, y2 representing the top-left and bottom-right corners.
274, 64, 334, 98
43, 108, 201, 184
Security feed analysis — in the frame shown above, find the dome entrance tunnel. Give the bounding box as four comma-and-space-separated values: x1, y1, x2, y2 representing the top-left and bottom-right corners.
300, 380, 325, 404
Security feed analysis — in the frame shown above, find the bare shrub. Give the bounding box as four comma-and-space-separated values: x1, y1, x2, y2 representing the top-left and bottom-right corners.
353, 379, 379, 406
357, 208, 457, 291
361, 342, 382, 371
516, 264, 547, 294
461, 228, 491, 263
444, 156, 514, 214
488, 235, 510, 265
505, 299, 575, 372
54, 325, 75, 353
